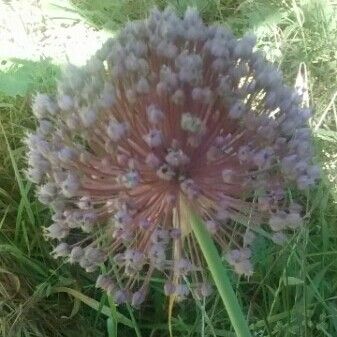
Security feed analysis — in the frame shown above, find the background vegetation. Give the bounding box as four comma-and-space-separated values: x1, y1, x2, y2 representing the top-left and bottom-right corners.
0, 0, 337, 336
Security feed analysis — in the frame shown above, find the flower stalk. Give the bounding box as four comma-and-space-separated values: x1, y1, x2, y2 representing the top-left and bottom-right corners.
190, 212, 252, 337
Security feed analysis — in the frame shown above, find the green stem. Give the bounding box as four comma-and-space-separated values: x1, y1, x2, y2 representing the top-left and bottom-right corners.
190, 213, 252, 337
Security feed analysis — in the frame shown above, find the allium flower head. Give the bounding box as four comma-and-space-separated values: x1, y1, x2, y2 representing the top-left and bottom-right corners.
26, 7, 318, 306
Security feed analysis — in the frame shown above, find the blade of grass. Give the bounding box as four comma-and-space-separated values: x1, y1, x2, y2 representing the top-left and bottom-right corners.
101, 265, 118, 337
0, 206, 10, 230
0, 122, 35, 226
107, 317, 117, 337
51, 286, 133, 328
0, 244, 47, 277
190, 212, 252, 337
107, 295, 118, 337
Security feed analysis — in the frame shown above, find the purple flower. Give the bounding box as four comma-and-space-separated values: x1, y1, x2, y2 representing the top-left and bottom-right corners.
26, 7, 318, 306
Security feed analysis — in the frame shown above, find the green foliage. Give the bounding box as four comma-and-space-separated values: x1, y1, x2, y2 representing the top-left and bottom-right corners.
0, 58, 59, 97
1, 0, 337, 336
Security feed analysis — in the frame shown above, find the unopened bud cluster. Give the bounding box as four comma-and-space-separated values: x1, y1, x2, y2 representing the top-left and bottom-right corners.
26, 7, 318, 306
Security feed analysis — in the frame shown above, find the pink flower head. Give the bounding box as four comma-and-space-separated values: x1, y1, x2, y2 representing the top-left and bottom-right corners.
26, 7, 318, 305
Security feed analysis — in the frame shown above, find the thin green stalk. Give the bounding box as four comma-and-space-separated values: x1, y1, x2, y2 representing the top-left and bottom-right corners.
102, 266, 118, 337
190, 213, 252, 337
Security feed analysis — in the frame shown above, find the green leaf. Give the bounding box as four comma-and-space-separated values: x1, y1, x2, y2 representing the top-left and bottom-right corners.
284, 276, 304, 286
107, 317, 117, 337
51, 286, 133, 328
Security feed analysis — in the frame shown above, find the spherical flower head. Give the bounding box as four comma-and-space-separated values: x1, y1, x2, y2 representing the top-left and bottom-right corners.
26, 7, 318, 306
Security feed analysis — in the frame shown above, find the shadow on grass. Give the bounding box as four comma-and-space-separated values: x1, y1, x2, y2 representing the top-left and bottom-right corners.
68, 0, 229, 30
68, 0, 287, 35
